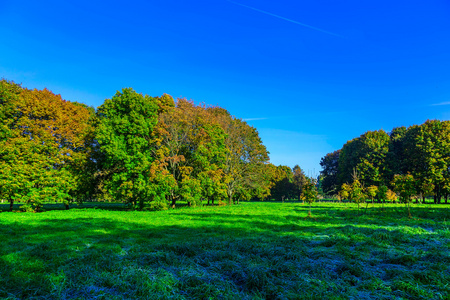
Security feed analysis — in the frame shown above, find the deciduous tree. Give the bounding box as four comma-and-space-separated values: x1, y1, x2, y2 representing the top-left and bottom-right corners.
319, 150, 340, 196
96, 88, 158, 209
392, 173, 416, 218
208, 107, 269, 205
300, 177, 318, 217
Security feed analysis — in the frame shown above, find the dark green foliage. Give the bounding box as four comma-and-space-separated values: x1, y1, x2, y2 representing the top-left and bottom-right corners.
320, 149, 340, 195
324, 120, 450, 204
338, 130, 390, 187
402, 120, 450, 203
269, 164, 296, 201
292, 164, 308, 200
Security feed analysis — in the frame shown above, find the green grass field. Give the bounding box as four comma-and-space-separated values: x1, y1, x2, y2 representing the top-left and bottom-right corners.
1, 202, 449, 299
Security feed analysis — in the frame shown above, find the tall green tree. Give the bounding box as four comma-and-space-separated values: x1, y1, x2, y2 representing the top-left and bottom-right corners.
338, 130, 390, 187
96, 88, 158, 209
386, 126, 408, 181
402, 120, 450, 203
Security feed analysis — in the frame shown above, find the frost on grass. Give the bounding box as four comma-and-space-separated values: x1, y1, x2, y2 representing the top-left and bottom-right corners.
0, 202, 449, 299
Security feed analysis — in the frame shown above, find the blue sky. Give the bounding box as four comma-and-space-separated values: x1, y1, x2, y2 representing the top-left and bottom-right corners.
1, 0, 450, 176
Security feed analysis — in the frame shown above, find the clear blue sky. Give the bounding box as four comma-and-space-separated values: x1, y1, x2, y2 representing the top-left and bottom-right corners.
1, 0, 450, 176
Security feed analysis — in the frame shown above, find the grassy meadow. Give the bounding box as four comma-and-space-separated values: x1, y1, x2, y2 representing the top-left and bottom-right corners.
1, 202, 449, 299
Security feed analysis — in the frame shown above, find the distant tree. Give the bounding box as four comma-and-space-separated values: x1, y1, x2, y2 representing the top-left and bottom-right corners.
300, 177, 318, 217
338, 130, 390, 188
392, 174, 416, 218
292, 165, 307, 201
269, 164, 295, 201
386, 189, 398, 202
349, 179, 365, 211
376, 185, 388, 210
364, 185, 378, 213
403, 120, 450, 204
366, 185, 378, 204
339, 183, 350, 202
319, 150, 340, 195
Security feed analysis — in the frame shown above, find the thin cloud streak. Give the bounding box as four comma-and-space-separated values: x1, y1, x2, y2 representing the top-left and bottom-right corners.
431, 101, 450, 106
243, 117, 268, 121
227, 0, 344, 38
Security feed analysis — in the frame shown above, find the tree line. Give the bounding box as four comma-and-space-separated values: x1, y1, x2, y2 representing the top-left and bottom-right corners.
320, 121, 450, 206
0, 79, 315, 212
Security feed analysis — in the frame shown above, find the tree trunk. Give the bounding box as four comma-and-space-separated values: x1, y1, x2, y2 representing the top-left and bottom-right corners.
65, 203, 70, 210
171, 198, 176, 209
9, 198, 14, 212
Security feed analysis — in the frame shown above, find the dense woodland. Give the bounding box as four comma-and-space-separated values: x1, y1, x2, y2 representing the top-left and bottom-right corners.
320, 121, 450, 207
1, 79, 449, 213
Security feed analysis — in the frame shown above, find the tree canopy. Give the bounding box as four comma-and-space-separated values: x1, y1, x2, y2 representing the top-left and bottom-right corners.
321, 120, 450, 204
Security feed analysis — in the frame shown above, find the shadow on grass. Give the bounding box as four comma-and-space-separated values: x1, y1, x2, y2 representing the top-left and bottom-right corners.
1, 205, 449, 299
0, 202, 130, 212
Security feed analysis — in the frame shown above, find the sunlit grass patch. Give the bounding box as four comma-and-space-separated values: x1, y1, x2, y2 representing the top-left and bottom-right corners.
0, 202, 449, 299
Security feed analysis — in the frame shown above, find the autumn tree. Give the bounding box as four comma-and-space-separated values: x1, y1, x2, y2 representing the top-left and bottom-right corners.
0, 80, 96, 211
207, 107, 269, 205
338, 183, 350, 202
152, 98, 227, 208
0, 80, 22, 210
365, 185, 378, 213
